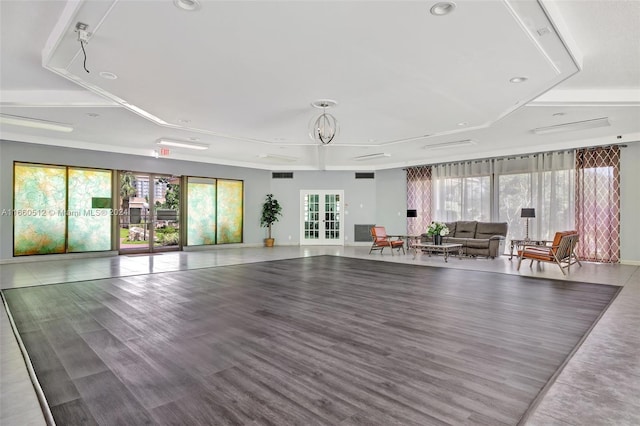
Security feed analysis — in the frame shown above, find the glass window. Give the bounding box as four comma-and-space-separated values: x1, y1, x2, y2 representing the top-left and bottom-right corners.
187, 177, 217, 245
217, 179, 243, 244
67, 168, 112, 252
14, 163, 113, 256
14, 163, 67, 255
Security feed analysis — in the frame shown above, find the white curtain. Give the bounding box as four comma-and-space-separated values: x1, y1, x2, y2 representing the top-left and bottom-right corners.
495, 151, 575, 246
432, 160, 493, 222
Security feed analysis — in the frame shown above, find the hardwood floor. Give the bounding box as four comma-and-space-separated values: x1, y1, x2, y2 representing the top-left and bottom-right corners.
3, 256, 620, 425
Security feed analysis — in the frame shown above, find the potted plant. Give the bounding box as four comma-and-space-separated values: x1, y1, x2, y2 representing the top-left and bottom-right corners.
427, 221, 450, 245
260, 193, 282, 247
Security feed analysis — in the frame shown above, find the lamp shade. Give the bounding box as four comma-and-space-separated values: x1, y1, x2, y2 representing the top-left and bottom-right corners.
520, 208, 535, 218
406, 209, 418, 218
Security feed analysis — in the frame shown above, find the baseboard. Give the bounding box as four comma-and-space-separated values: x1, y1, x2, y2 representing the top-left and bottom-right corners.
0, 251, 118, 264
620, 259, 640, 266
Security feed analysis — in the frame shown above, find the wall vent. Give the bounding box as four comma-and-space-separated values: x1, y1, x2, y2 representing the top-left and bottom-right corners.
354, 224, 376, 242
355, 172, 375, 179
272, 172, 293, 179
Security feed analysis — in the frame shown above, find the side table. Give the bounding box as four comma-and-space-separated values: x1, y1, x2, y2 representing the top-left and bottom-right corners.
509, 239, 547, 260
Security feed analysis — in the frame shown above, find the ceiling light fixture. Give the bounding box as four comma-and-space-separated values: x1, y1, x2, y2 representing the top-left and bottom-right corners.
423, 139, 476, 150
309, 99, 339, 145
0, 113, 74, 132
157, 138, 209, 150
174, 0, 201, 11
430, 2, 456, 16
353, 153, 391, 161
532, 117, 610, 135
509, 76, 528, 83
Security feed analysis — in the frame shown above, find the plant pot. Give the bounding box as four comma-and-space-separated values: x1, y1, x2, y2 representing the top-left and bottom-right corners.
264, 238, 275, 247
433, 235, 443, 245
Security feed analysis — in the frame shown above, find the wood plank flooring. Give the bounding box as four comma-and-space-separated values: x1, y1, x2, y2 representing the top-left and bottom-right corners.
3, 256, 620, 425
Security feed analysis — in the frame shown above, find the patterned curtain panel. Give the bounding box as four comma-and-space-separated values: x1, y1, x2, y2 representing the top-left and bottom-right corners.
406, 166, 432, 235
575, 146, 621, 263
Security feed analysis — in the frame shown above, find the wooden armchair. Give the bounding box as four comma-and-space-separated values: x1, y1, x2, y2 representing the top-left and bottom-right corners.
517, 231, 582, 275
369, 226, 405, 256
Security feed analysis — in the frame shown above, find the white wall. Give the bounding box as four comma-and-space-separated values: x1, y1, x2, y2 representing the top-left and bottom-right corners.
268, 170, 406, 245
620, 141, 640, 264
375, 168, 407, 235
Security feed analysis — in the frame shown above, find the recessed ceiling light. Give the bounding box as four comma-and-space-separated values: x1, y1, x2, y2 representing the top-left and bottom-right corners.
430, 2, 456, 16
99, 71, 118, 80
86, 113, 99, 117
188, 137, 200, 141
552, 112, 566, 117
174, 0, 201, 11
457, 121, 468, 126
509, 77, 528, 83
177, 119, 191, 124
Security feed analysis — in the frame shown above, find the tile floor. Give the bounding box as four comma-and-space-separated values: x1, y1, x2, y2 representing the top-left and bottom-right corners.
1, 246, 639, 425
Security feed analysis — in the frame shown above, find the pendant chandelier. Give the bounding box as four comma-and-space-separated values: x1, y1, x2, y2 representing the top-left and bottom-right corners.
309, 99, 339, 145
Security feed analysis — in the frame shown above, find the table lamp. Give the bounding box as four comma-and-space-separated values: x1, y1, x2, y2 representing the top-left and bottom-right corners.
521, 208, 535, 241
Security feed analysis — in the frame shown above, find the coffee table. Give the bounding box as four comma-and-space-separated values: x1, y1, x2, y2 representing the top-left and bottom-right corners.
412, 243, 463, 262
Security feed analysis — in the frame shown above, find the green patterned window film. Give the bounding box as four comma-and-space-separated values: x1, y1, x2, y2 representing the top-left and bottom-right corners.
187, 177, 217, 245
14, 163, 67, 255
67, 168, 112, 252
217, 179, 243, 244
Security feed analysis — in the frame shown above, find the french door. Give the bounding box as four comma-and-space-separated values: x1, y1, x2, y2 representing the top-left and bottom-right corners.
300, 190, 344, 245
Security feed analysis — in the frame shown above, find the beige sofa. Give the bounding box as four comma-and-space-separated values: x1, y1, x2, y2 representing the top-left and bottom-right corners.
421, 221, 508, 258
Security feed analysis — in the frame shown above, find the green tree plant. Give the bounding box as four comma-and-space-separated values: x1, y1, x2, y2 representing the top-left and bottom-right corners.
260, 194, 282, 242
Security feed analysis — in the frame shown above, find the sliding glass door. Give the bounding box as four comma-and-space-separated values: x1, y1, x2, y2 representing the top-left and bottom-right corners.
118, 172, 181, 253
